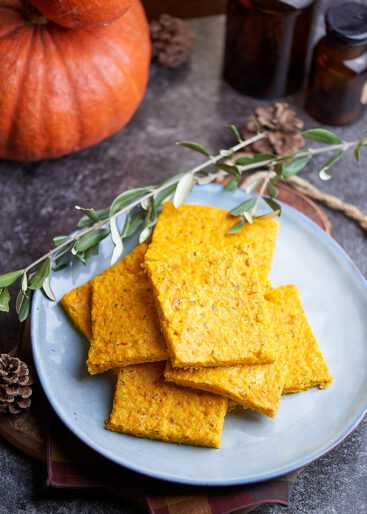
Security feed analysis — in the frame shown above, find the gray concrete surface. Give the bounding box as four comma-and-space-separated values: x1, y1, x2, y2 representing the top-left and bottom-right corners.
0, 7, 366, 514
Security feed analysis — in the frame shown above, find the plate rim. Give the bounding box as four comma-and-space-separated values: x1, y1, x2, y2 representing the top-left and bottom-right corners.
31, 183, 367, 486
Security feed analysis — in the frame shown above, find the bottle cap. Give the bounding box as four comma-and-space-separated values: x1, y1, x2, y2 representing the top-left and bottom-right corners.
326, 2, 367, 44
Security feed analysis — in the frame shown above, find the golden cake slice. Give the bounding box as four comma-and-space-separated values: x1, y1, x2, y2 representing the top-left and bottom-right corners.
164, 289, 287, 418
61, 283, 93, 340
60, 242, 169, 374
145, 202, 279, 286
164, 358, 284, 418
89, 271, 168, 373
145, 244, 276, 368
60, 242, 149, 340
105, 362, 228, 448
164, 284, 333, 416
265, 285, 333, 392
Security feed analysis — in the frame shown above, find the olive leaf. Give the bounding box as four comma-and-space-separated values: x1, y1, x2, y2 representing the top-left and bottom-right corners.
303, 129, 342, 144
139, 199, 158, 243
267, 181, 279, 198
318, 151, 344, 181
235, 156, 255, 166
282, 156, 310, 179
246, 178, 262, 194
264, 197, 282, 215
195, 174, 215, 185
243, 211, 253, 224
226, 124, 242, 143
353, 137, 367, 163
224, 175, 240, 191
154, 173, 183, 206
251, 116, 261, 134
84, 244, 99, 260
0, 288, 10, 312
77, 244, 100, 265
77, 208, 109, 228
16, 290, 32, 322
42, 275, 56, 301
176, 141, 211, 158
215, 163, 240, 176
0, 270, 23, 288
155, 183, 177, 206
72, 228, 109, 254
228, 218, 245, 234
28, 259, 51, 290
230, 196, 257, 216
52, 263, 68, 272
139, 225, 153, 243
354, 144, 361, 163
110, 215, 124, 266
173, 172, 195, 208
236, 153, 276, 166
122, 211, 145, 238
220, 149, 234, 158
255, 210, 280, 220
21, 273, 28, 293
110, 187, 153, 217
75, 206, 99, 221
53, 235, 70, 247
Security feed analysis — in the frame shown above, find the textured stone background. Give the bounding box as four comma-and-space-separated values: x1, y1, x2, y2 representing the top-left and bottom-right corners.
0, 5, 366, 514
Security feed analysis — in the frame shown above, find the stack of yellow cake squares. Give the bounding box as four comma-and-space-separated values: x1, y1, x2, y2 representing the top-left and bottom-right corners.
61, 202, 333, 449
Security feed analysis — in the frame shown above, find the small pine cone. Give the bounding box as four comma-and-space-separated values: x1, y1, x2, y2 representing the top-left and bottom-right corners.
150, 14, 194, 68
243, 103, 305, 156
0, 354, 33, 415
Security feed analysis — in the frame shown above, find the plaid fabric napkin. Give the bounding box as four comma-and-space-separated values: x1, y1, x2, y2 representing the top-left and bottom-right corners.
47, 415, 302, 513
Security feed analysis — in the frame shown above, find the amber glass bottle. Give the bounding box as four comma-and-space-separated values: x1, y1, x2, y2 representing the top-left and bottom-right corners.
305, 2, 367, 126
223, 0, 318, 98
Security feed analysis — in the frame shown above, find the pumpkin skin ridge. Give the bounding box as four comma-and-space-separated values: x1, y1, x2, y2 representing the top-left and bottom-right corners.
0, 0, 150, 161
49, 22, 141, 152
3, 26, 35, 155
81, 30, 141, 130
44, 27, 85, 151
7, 24, 83, 158
69, 29, 127, 149
86, 29, 140, 102
36, 26, 84, 156
89, 12, 151, 97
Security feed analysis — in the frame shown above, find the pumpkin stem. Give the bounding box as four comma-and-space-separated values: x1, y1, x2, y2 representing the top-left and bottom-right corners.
23, 0, 49, 25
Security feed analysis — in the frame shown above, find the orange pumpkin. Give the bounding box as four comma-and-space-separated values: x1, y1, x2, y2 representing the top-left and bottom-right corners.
0, 0, 151, 162
29, 0, 133, 28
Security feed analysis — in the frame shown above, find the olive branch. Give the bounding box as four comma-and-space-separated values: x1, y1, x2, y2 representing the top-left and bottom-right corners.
0, 125, 366, 321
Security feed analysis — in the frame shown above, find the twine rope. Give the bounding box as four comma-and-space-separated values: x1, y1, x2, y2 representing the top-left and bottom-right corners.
240, 171, 367, 234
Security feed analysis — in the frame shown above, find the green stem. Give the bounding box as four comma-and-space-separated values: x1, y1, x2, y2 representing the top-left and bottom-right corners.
236, 141, 355, 175
21, 138, 359, 276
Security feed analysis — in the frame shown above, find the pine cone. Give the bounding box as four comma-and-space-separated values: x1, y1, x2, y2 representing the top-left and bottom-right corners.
150, 14, 194, 68
243, 103, 305, 156
0, 354, 33, 415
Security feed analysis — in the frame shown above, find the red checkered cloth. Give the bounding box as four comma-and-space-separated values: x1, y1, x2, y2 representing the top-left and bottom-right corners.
47, 416, 302, 513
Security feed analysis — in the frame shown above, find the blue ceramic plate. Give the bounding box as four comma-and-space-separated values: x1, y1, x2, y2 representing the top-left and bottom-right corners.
31, 184, 367, 486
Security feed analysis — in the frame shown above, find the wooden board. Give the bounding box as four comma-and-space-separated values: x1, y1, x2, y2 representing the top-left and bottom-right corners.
0, 183, 332, 462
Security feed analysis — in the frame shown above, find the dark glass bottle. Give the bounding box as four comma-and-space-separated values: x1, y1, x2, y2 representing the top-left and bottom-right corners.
223, 0, 318, 99
305, 2, 367, 126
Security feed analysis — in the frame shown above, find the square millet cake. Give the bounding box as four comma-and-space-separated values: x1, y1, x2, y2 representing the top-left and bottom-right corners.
145, 244, 276, 368
105, 362, 228, 448
145, 202, 279, 286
